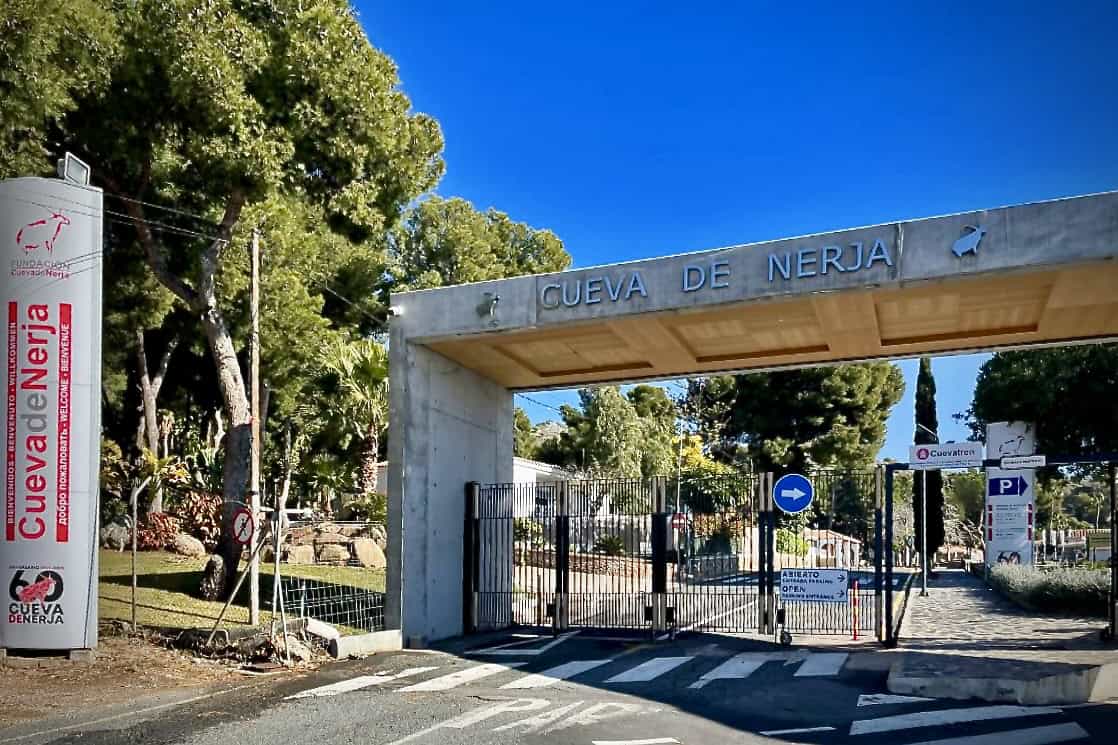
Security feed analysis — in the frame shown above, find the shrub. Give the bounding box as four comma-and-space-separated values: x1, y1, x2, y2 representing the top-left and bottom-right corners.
514, 518, 544, 544
174, 490, 223, 549
776, 528, 809, 557
594, 535, 626, 556
136, 512, 181, 551
342, 492, 387, 523
989, 564, 1109, 617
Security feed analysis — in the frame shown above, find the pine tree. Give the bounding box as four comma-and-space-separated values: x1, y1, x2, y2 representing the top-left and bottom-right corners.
913, 357, 946, 569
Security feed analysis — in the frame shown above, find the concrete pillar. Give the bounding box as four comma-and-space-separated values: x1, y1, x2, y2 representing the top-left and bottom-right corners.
387, 332, 513, 645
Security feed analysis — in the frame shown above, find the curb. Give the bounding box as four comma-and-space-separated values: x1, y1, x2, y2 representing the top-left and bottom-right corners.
329, 629, 403, 658
888, 658, 1118, 705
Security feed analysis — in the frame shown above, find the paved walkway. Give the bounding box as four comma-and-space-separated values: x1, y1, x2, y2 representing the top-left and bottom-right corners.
890, 569, 1118, 702
900, 568, 1110, 664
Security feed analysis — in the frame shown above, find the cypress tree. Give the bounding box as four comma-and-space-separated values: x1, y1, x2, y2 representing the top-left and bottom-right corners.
913, 357, 946, 568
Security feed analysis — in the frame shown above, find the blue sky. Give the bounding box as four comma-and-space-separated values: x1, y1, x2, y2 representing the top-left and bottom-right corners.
356, 1, 1118, 461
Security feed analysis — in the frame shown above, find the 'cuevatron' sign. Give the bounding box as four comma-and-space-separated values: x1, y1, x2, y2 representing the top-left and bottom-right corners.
0, 177, 102, 650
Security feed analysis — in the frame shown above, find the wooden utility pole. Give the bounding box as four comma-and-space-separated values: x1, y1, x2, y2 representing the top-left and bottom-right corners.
249, 228, 261, 625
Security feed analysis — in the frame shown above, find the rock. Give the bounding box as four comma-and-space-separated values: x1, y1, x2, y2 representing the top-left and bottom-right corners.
100, 521, 131, 551
316, 543, 350, 565
198, 554, 227, 600
274, 634, 314, 663
339, 525, 369, 538
287, 545, 315, 565
313, 532, 350, 545
370, 524, 387, 549
171, 533, 206, 558
352, 538, 386, 569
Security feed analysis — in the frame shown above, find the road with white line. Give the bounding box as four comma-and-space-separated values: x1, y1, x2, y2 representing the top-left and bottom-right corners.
3, 631, 1112, 745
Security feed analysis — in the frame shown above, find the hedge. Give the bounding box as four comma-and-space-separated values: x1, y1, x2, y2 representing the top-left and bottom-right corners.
988, 564, 1109, 617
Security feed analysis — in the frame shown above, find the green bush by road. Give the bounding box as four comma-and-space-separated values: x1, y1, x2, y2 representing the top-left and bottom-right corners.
988, 564, 1108, 617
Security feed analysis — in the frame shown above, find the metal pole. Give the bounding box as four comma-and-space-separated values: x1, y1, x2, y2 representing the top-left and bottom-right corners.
248, 228, 261, 625
1110, 462, 1116, 641
921, 468, 928, 597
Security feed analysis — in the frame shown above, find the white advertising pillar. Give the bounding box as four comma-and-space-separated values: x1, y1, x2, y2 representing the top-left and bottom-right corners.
985, 422, 1036, 569
0, 176, 103, 651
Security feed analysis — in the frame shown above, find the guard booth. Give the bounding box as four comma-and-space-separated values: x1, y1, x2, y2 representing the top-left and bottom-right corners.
463, 468, 893, 644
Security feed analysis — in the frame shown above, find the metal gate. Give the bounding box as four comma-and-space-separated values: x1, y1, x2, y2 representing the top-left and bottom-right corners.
465, 469, 887, 641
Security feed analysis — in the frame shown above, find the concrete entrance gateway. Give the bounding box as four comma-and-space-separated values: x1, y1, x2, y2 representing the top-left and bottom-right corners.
387, 191, 1118, 644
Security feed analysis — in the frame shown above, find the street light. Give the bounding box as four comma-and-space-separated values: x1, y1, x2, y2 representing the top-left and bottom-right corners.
915, 422, 938, 597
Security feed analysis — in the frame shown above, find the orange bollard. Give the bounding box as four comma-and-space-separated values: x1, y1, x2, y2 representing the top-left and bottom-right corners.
852, 578, 859, 641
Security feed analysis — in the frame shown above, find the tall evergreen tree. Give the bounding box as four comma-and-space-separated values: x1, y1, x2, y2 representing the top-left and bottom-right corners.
913, 357, 946, 568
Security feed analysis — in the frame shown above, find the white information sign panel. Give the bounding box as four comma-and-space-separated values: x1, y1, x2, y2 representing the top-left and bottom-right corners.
985, 422, 1036, 569
909, 442, 984, 470
0, 177, 103, 651
779, 568, 848, 603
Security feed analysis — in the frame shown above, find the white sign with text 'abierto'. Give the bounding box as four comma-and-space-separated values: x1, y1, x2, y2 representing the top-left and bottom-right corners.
779, 568, 848, 603
0, 177, 103, 651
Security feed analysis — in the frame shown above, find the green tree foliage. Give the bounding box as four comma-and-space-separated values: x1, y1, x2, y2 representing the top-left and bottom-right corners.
316, 338, 389, 496
963, 345, 1118, 456
946, 470, 986, 526
686, 364, 905, 471
535, 386, 678, 481
513, 407, 536, 459
913, 357, 946, 564
389, 196, 569, 290
0, 0, 119, 177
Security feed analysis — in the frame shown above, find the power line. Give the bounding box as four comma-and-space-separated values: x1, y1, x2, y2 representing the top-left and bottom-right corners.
515, 393, 566, 415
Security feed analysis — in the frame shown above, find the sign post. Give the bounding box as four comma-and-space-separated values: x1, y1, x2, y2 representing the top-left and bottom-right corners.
0, 175, 103, 654
985, 423, 1037, 570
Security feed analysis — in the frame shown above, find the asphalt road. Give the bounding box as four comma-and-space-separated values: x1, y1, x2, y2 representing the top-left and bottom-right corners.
3, 631, 1115, 745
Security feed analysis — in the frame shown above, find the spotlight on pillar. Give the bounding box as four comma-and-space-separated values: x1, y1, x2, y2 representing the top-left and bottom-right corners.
476, 292, 500, 318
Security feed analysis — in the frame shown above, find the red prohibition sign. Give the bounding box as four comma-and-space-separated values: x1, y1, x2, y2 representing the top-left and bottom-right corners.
232, 507, 255, 545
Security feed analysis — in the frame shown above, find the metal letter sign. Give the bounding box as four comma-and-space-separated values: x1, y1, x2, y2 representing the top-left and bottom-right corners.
780, 568, 848, 603
0, 176, 103, 651
773, 473, 813, 514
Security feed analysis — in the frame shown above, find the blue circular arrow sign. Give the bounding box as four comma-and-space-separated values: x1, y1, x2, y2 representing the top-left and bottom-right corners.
773, 473, 813, 514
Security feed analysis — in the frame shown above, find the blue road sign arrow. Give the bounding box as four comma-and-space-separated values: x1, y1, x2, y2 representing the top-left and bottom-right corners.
988, 475, 1029, 497
773, 473, 814, 514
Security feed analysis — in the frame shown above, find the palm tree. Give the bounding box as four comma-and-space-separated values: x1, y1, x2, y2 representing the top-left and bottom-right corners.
320, 339, 389, 496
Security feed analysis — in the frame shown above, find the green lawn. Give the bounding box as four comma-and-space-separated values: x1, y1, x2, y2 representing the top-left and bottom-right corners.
98, 550, 386, 632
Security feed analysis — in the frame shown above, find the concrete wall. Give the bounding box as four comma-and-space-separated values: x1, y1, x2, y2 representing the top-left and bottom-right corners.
387, 334, 513, 644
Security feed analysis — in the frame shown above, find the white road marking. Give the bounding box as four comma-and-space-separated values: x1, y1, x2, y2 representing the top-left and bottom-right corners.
656, 597, 755, 640
850, 705, 1063, 736
857, 693, 935, 707
688, 653, 771, 689
903, 722, 1089, 745
381, 698, 549, 745
473, 630, 581, 656
287, 667, 437, 699
493, 701, 584, 732
543, 702, 644, 733
592, 739, 681, 745
605, 656, 693, 683
760, 726, 837, 736
794, 652, 848, 677
501, 659, 613, 689
399, 662, 524, 692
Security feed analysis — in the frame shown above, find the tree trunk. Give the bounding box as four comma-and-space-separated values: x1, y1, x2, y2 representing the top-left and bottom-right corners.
135, 330, 178, 514
358, 423, 380, 495
200, 305, 253, 600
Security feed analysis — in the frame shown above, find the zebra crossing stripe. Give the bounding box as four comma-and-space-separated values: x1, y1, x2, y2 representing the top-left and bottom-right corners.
688, 653, 771, 689
849, 705, 1063, 736
901, 722, 1089, 745
501, 659, 613, 689
399, 663, 525, 692
793, 652, 848, 677
605, 657, 693, 683
287, 667, 437, 699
